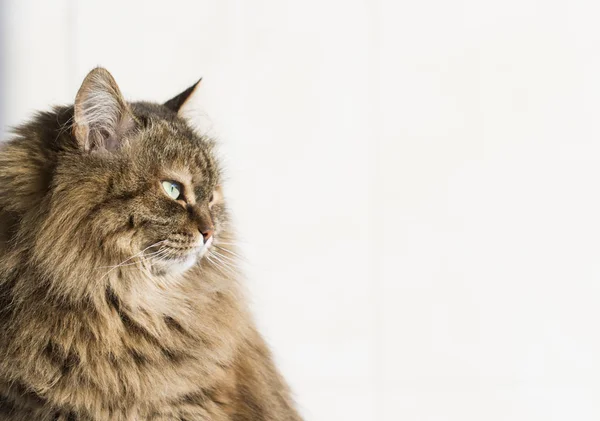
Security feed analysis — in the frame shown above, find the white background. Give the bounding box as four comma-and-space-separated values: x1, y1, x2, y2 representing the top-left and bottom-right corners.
2, 1, 600, 420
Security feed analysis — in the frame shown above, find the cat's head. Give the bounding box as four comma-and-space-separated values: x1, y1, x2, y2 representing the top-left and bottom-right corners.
28, 68, 231, 282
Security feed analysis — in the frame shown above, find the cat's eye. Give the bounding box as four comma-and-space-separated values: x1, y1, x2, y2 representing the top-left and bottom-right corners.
161, 180, 183, 201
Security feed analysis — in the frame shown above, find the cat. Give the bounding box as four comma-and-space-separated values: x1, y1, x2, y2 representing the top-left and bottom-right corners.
0, 68, 303, 421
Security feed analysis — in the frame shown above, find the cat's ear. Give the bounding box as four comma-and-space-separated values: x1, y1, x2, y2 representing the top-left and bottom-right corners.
164, 79, 202, 114
73, 67, 135, 152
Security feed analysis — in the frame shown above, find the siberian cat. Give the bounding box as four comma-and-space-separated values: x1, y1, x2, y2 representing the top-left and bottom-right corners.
0, 68, 302, 421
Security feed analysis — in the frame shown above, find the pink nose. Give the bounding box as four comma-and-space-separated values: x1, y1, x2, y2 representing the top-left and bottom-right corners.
200, 226, 214, 243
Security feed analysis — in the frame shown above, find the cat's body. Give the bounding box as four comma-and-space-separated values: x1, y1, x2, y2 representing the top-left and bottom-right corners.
0, 69, 302, 421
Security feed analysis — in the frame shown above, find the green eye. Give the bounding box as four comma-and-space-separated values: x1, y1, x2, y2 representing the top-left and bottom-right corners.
161, 180, 183, 200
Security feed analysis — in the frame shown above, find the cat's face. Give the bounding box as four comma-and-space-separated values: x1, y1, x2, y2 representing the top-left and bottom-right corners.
101, 114, 226, 276
47, 68, 229, 277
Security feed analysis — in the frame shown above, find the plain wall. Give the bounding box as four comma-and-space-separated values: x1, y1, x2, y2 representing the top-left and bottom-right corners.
2, 1, 600, 420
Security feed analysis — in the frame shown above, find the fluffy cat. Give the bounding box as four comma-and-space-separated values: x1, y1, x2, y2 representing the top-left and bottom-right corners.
0, 68, 302, 421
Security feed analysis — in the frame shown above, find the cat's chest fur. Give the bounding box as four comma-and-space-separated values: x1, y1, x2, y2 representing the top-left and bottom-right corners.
0, 266, 248, 420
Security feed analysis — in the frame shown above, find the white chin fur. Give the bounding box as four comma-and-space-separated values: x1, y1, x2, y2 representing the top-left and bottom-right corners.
166, 253, 199, 274
156, 237, 213, 275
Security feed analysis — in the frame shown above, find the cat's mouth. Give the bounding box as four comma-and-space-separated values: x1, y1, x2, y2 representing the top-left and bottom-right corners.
145, 236, 213, 275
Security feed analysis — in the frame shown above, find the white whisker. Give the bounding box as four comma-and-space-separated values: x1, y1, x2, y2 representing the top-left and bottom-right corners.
213, 245, 243, 260
99, 240, 167, 278
212, 249, 238, 265
206, 253, 237, 276
210, 251, 237, 272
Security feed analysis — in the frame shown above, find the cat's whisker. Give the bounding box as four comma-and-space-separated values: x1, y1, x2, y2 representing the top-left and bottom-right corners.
205, 254, 221, 271
212, 250, 239, 266
206, 253, 237, 276
213, 245, 244, 260
213, 244, 245, 252
99, 240, 168, 278
98, 246, 166, 270
214, 239, 245, 245
213, 242, 239, 249
214, 236, 248, 244
212, 246, 238, 258
98, 247, 166, 269
208, 261, 236, 277
209, 251, 238, 273
122, 240, 168, 263
149, 247, 172, 262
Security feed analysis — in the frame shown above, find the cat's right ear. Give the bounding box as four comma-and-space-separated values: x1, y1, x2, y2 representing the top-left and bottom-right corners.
164, 79, 202, 114
73, 68, 135, 152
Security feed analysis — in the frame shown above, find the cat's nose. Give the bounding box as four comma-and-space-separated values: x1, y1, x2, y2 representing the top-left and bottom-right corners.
189, 205, 214, 244
199, 226, 214, 243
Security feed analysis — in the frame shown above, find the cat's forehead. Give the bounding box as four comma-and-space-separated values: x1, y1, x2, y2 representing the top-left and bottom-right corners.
136, 117, 218, 185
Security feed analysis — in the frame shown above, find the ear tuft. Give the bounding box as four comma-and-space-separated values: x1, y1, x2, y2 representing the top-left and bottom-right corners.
164, 79, 202, 114
73, 67, 135, 152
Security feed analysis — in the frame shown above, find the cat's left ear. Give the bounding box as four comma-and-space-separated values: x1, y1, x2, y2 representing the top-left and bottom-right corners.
164, 79, 202, 114
73, 67, 135, 152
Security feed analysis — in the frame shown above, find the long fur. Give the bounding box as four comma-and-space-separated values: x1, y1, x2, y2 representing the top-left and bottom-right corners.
0, 69, 302, 421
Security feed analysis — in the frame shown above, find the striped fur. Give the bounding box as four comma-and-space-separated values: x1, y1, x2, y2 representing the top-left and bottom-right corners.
0, 68, 302, 421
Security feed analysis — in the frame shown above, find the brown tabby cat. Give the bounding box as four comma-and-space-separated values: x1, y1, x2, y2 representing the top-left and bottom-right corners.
0, 68, 302, 421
